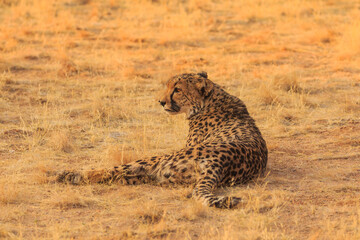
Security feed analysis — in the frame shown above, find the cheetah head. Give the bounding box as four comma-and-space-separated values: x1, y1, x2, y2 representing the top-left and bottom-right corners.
158, 72, 214, 118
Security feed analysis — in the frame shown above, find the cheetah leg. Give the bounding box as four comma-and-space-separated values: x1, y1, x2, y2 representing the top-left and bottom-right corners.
192, 164, 241, 209
56, 155, 165, 185
56, 149, 196, 185
56, 167, 154, 185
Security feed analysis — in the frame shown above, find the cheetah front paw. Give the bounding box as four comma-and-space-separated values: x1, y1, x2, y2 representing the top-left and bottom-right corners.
56, 171, 85, 185
213, 196, 242, 209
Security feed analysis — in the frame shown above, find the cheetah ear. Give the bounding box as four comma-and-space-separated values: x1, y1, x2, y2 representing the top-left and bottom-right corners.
196, 77, 214, 98
197, 71, 208, 79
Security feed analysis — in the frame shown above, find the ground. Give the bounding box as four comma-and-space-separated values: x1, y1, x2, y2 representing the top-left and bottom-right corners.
0, 0, 360, 239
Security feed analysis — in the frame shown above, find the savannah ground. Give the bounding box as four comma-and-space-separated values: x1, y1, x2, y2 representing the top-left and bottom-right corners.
0, 0, 360, 239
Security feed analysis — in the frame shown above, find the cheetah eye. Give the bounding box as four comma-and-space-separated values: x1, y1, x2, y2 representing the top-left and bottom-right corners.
174, 88, 181, 93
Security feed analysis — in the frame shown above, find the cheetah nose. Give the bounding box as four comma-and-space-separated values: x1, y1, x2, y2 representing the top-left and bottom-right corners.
159, 101, 166, 107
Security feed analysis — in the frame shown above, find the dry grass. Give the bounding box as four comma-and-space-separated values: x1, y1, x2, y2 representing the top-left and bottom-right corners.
1, 0, 360, 239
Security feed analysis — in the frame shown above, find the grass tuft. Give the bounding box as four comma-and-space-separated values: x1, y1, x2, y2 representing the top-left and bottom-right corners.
48, 131, 75, 153
47, 187, 98, 210
181, 202, 208, 221
136, 201, 165, 225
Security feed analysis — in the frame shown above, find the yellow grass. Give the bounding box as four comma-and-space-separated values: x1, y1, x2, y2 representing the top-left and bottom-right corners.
0, 0, 360, 239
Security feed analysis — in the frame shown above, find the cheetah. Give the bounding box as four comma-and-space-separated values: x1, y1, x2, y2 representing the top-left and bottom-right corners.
57, 72, 268, 208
